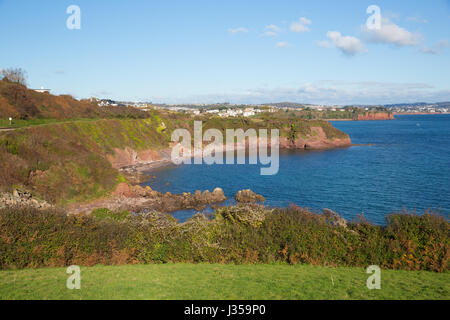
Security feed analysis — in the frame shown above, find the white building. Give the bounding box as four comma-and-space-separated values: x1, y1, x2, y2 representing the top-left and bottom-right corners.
243, 108, 256, 117
33, 86, 50, 93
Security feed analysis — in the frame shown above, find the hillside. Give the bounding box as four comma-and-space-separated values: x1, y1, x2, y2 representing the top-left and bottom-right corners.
0, 117, 170, 204
0, 79, 149, 120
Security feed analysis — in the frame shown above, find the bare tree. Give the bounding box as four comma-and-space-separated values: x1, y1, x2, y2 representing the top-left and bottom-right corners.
1, 68, 27, 86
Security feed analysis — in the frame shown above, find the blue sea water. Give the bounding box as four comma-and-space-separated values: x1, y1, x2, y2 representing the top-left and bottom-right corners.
143, 115, 450, 224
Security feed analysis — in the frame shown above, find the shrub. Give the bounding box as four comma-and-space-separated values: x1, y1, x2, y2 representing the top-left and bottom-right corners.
0, 206, 447, 272
92, 208, 131, 222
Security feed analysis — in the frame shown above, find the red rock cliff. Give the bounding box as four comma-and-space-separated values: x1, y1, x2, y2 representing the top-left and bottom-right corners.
107, 127, 352, 169
354, 112, 394, 121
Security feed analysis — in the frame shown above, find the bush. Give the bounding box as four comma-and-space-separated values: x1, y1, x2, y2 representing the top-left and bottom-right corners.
92, 208, 131, 222
0, 206, 448, 271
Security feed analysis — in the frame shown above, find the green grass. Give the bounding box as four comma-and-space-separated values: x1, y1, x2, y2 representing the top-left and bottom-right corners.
0, 118, 61, 128
0, 118, 99, 129
0, 264, 448, 300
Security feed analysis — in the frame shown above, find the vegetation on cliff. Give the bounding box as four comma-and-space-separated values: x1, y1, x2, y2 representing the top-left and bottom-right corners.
0, 116, 172, 204
0, 206, 447, 272
268, 107, 394, 121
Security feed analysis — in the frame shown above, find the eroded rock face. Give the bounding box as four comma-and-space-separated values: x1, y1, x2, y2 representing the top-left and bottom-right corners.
0, 189, 51, 210
235, 189, 265, 203
354, 112, 394, 121
107, 147, 171, 169
279, 127, 352, 150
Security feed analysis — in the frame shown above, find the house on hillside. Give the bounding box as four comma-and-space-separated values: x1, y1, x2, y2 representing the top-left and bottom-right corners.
33, 86, 51, 93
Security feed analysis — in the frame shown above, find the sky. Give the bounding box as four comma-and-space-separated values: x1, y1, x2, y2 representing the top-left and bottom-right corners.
1, 0, 450, 105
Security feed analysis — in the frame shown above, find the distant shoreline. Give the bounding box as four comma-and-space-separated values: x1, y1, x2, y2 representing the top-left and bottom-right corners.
393, 112, 450, 115
327, 113, 450, 120
327, 118, 393, 121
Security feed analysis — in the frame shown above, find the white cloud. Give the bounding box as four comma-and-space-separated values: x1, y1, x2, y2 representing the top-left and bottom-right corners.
317, 40, 332, 48
325, 31, 366, 56
299, 17, 312, 25
420, 40, 450, 54
266, 24, 282, 32
264, 31, 278, 37
407, 17, 428, 24
263, 24, 282, 37
276, 41, 290, 48
228, 27, 249, 34
290, 17, 311, 33
362, 18, 422, 46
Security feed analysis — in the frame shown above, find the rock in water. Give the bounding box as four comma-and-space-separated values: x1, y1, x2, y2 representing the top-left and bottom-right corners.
235, 189, 265, 203
212, 188, 226, 202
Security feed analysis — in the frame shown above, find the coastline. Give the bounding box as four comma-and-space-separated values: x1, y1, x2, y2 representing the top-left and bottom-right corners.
117, 136, 353, 177
67, 135, 352, 215
327, 118, 393, 121
394, 112, 450, 115
122, 142, 373, 178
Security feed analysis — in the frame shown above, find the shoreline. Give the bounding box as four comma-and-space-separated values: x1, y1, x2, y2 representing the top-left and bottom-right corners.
75, 140, 355, 215
119, 142, 356, 177
327, 118, 393, 121
393, 112, 450, 115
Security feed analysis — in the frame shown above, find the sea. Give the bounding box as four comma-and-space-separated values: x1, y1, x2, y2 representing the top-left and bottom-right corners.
142, 114, 450, 225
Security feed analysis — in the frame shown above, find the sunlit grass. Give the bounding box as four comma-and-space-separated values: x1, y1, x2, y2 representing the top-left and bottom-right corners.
0, 264, 448, 300
0, 118, 98, 128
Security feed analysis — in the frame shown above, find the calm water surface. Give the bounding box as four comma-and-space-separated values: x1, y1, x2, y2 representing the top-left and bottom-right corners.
143, 115, 450, 224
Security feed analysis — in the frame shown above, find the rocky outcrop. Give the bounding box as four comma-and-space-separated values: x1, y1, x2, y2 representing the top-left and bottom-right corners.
235, 189, 265, 203
354, 112, 394, 121
69, 184, 227, 215
280, 127, 352, 150
0, 189, 51, 210
279, 136, 352, 150
323, 208, 347, 228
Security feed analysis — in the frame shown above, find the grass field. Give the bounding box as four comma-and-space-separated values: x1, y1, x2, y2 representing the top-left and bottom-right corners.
0, 264, 448, 300
0, 118, 100, 129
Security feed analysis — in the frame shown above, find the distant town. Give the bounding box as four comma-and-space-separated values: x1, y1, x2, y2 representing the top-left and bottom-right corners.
86, 96, 450, 117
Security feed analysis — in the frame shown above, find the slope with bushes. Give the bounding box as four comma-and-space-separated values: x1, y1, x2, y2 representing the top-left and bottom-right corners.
0, 116, 173, 204
0, 206, 448, 272
0, 79, 150, 120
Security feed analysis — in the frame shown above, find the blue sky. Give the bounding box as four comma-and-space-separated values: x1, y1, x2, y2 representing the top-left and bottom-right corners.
1, 0, 449, 104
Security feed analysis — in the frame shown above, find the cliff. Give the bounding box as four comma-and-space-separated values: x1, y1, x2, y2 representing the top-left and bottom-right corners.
107, 120, 351, 169
354, 112, 394, 121
279, 126, 351, 150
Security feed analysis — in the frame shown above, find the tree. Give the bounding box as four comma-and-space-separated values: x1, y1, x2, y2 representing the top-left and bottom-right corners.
1, 68, 27, 86
288, 124, 297, 144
